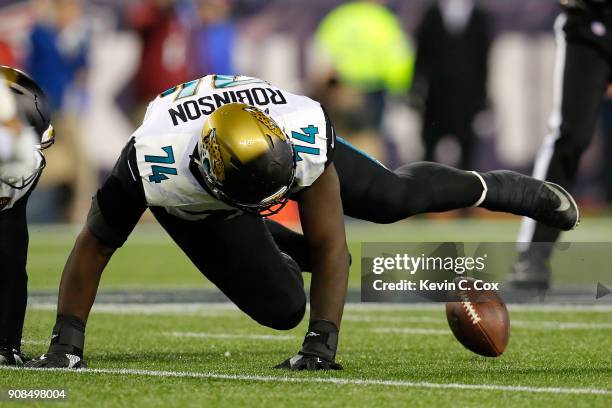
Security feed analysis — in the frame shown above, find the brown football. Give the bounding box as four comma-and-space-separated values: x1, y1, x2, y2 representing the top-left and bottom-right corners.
446, 277, 510, 357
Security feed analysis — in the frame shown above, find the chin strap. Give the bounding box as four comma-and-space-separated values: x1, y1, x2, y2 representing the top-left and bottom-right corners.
470, 171, 488, 207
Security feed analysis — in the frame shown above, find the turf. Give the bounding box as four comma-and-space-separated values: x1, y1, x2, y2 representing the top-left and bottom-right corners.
1, 305, 611, 407
3, 218, 611, 407
25, 217, 612, 290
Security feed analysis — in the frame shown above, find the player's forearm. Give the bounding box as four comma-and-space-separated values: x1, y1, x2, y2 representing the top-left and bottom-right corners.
57, 227, 115, 322
308, 243, 350, 328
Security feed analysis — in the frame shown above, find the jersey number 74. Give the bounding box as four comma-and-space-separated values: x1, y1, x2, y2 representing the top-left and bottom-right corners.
145, 146, 178, 183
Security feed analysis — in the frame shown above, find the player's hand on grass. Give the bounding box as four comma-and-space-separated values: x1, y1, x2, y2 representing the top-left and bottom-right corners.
24, 315, 87, 369
275, 352, 342, 371
24, 352, 87, 369
275, 320, 343, 371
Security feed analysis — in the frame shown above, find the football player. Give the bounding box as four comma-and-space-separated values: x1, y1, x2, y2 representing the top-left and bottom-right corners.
0, 66, 55, 366
512, 0, 612, 290
26, 75, 578, 370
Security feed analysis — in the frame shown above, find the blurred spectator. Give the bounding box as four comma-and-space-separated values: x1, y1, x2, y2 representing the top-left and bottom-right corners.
190, 0, 236, 77
0, 41, 16, 66
27, 0, 89, 111
125, 0, 188, 120
25, 0, 92, 222
410, 0, 492, 170
313, 0, 414, 165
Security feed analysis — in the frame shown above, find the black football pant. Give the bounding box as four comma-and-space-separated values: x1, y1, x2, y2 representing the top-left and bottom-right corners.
518, 11, 612, 253
267, 137, 485, 272
0, 196, 30, 351
151, 207, 306, 331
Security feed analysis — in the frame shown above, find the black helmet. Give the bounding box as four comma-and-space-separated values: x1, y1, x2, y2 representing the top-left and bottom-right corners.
195, 103, 296, 216
0, 65, 55, 149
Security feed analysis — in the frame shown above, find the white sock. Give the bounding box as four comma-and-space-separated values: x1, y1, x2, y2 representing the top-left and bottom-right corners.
470, 171, 488, 207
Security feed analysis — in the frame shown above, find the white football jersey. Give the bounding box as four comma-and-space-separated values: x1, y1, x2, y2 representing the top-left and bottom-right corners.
133, 75, 334, 220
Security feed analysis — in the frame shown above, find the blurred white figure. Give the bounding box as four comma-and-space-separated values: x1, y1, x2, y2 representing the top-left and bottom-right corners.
0, 66, 54, 367
0, 73, 41, 197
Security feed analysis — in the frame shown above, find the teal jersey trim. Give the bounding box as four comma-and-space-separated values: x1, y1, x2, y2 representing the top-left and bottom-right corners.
336, 136, 386, 168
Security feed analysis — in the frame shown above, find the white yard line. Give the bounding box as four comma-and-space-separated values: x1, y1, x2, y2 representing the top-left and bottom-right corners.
511, 320, 612, 330
369, 321, 612, 335
163, 332, 296, 341
370, 328, 449, 335
28, 302, 612, 313
28, 303, 612, 330
28, 303, 242, 315
345, 315, 443, 323
354, 317, 612, 330
1, 366, 609, 396
344, 303, 612, 312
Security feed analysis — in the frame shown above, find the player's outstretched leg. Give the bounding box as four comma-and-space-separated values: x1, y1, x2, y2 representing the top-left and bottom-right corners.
334, 138, 579, 230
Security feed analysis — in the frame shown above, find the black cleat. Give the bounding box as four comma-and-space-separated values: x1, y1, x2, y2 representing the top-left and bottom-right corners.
0, 349, 30, 366
480, 171, 579, 231
535, 182, 579, 231
508, 255, 552, 291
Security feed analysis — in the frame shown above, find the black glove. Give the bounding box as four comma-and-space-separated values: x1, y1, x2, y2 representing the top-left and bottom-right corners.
275, 320, 343, 371
24, 314, 87, 369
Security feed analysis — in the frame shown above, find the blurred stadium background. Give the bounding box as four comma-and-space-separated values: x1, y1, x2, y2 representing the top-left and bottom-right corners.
1, 0, 611, 291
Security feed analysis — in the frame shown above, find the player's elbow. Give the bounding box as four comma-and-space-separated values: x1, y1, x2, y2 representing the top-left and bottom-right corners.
79, 227, 116, 258
337, 245, 351, 269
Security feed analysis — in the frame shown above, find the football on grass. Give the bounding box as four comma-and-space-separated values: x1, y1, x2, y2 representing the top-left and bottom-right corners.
446, 277, 510, 357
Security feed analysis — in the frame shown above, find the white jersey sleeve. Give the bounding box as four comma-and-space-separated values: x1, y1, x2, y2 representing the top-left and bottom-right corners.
266, 92, 334, 192
132, 75, 335, 220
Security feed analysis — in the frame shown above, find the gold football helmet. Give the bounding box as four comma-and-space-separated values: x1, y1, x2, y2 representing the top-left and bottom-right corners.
195, 103, 296, 215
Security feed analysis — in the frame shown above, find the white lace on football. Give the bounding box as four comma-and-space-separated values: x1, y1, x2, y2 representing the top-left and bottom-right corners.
460, 293, 482, 325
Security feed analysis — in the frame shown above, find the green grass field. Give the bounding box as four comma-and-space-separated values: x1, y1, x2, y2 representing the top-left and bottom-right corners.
1, 218, 611, 407
2, 305, 611, 407
23, 217, 612, 290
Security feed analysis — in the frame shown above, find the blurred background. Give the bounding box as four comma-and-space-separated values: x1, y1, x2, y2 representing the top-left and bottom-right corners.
1, 0, 611, 225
